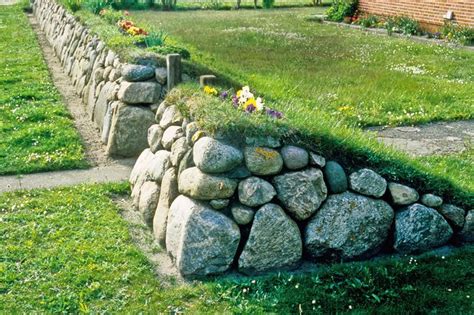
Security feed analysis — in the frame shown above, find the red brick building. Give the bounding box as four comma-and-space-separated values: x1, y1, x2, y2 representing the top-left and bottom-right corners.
358, 0, 474, 29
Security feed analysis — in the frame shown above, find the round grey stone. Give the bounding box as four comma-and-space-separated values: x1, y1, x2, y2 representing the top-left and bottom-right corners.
309, 152, 326, 168
159, 105, 184, 129
231, 203, 255, 225
280, 145, 309, 170
170, 137, 190, 167
161, 126, 184, 150
178, 167, 238, 200
238, 204, 302, 274
459, 210, 474, 243
394, 203, 453, 253
238, 177, 276, 207
273, 168, 327, 221
304, 191, 394, 260
323, 161, 348, 194
421, 194, 443, 208
138, 181, 160, 228
147, 124, 163, 153
193, 137, 244, 174
349, 168, 387, 198
388, 183, 419, 205
244, 146, 283, 176
438, 204, 465, 229
122, 64, 155, 82
210, 199, 230, 210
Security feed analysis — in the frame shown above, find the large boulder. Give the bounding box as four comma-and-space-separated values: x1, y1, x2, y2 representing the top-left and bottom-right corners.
193, 137, 243, 173
438, 204, 465, 229
394, 203, 453, 253
106, 103, 155, 157
304, 192, 394, 260
388, 183, 419, 205
238, 204, 302, 274
273, 168, 327, 221
238, 177, 276, 207
244, 147, 283, 176
121, 64, 155, 82
117, 81, 161, 104
153, 168, 179, 247
323, 161, 348, 194
166, 195, 240, 276
280, 145, 309, 170
178, 167, 238, 200
349, 168, 387, 198
459, 210, 474, 243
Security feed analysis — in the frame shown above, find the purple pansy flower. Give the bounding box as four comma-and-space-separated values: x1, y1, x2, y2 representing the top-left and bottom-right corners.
220, 91, 229, 100
231, 95, 239, 108
245, 104, 256, 113
266, 108, 283, 119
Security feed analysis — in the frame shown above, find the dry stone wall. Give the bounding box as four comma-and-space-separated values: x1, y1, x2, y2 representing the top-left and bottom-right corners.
130, 99, 474, 277
32, 0, 171, 157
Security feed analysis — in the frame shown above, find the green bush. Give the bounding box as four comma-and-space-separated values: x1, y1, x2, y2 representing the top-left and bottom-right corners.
356, 15, 379, 28
148, 44, 190, 59
441, 22, 474, 46
161, 0, 177, 10
326, 0, 358, 22
385, 16, 421, 36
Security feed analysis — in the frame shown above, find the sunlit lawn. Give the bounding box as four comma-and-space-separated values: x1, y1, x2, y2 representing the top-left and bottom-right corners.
134, 7, 474, 127
0, 5, 87, 175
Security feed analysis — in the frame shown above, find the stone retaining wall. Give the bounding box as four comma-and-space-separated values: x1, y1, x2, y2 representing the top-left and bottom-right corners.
130, 98, 474, 277
32, 0, 174, 157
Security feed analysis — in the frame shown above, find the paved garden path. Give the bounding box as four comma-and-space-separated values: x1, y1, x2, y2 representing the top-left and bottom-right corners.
368, 120, 474, 157
0, 162, 134, 193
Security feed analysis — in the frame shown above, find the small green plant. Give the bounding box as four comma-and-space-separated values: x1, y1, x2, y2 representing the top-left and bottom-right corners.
385, 16, 420, 36
441, 22, 474, 46
357, 15, 379, 28
326, 0, 358, 22
262, 0, 275, 9
148, 44, 190, 59
144, 30, 168, 48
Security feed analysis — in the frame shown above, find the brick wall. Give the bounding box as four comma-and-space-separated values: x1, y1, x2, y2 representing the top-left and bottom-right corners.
358, 0, 474, 29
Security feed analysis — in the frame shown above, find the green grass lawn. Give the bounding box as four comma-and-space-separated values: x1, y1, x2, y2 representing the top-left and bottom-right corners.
1, 183, 473, 313
133, 8, 474, 127
0, 5, 87, 175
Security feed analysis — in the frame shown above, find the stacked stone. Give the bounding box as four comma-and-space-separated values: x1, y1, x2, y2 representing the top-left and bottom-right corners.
129, 101, 473, 277
33, 0, 169, 157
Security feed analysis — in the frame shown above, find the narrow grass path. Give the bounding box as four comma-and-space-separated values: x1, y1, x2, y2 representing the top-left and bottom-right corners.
0, 5, 87, 175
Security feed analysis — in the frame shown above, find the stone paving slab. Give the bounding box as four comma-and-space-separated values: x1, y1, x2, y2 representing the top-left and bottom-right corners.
367, 120, 474, 156
0, 162, 134, 193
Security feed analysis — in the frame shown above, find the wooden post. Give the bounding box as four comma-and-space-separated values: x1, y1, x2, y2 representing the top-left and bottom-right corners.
166, 54, 181, 91
199, 75, 216, 87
